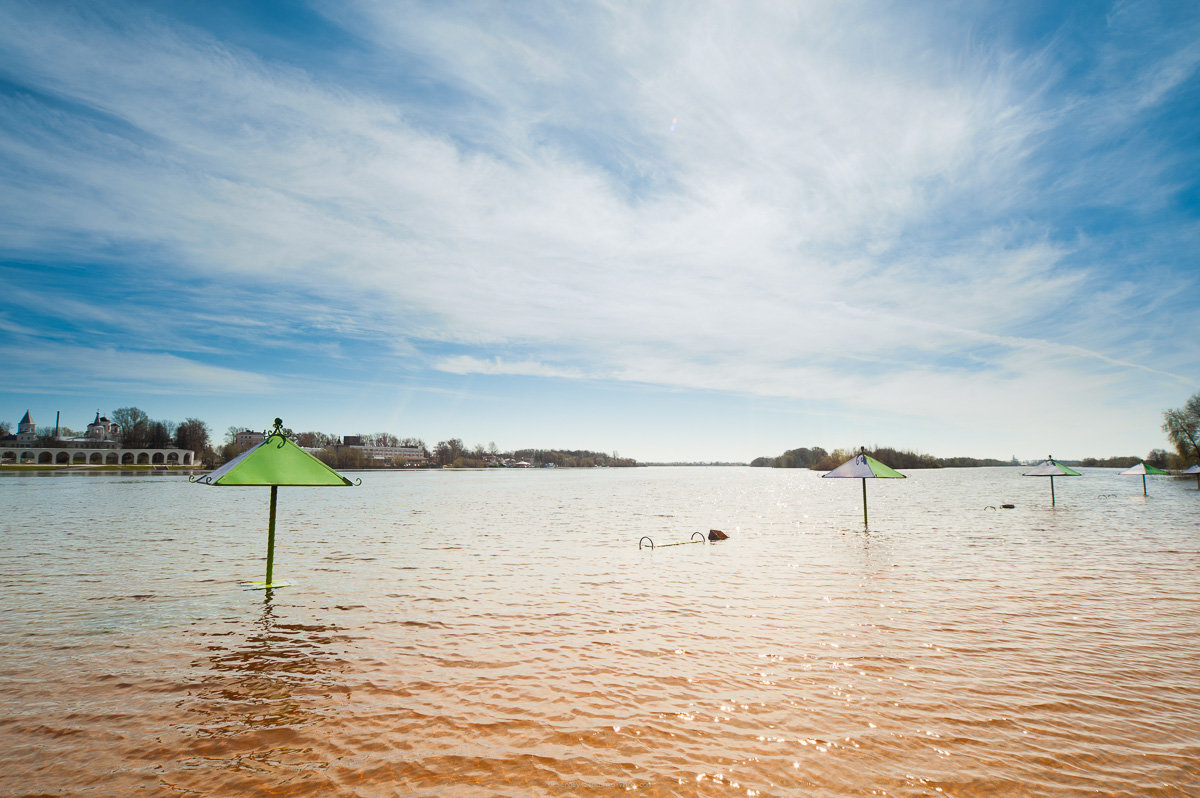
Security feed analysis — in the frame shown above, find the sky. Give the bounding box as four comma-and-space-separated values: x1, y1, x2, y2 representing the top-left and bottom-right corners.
1, 0, 1197, 463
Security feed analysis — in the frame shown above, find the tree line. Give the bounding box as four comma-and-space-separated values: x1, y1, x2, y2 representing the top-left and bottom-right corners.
1077, 453, 1168, 469
750, 443, 1177, 471
508, 448, 638, 468
751, 390, 1200, 471
425, 439, 637, 468
750, 446, 987, 470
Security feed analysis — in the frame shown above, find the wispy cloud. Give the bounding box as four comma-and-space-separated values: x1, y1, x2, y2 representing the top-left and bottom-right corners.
0, 342, 273, 395
0, 0, 1195, 456
435, 356, 584, 380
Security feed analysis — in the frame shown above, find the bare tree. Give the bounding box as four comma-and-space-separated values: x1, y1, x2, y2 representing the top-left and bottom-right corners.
174, 418, 210, 454
147, 421, 174, 449
295, 431, 337, 448
113, 407, 150, 447
1163, 391, 1200, 464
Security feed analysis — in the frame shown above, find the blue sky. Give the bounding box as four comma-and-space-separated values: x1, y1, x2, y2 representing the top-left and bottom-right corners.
1, 0, 1197, 462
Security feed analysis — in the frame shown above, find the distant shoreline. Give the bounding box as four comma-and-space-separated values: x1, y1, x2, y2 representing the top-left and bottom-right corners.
4, 462, 1174, 477
0, 464, 204, 474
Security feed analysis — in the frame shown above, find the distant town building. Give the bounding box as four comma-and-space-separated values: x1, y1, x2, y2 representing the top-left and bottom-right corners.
86, 411, 122, 444
346, 441, 428, 464
2, 409, 194, 466
12, 410, 37, 444
233, 429, 265, 448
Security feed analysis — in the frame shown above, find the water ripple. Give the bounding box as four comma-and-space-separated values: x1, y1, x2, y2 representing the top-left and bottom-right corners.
1, 467, 1199, 795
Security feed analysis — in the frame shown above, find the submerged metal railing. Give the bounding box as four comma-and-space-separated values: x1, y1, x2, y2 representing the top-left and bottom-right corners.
639, 531, 708, 550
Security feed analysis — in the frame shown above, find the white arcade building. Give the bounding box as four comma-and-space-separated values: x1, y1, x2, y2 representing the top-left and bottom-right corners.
1, 410, 196, 466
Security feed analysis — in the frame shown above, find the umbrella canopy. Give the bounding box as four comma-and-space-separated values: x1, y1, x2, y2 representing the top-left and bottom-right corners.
1022, 456, 1080, 506
1022, 458, 1081, 477
824, 453, 906, 479
1119, 462, 1168, 476
1183, 463, 1200, 488
192, 419, 357, 589
1119, 461, 1167, 496
198, 432, 356, 486
822, 450, 905, 527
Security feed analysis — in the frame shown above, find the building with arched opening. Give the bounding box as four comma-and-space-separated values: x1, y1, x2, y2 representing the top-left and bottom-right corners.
1, 409, 196, 467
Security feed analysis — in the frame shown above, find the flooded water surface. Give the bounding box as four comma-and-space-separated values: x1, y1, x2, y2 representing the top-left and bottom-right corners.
1, 466, 1198, 796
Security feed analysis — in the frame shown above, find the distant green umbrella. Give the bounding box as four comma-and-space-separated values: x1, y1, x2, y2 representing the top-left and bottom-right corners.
821, 448, 905, 527
1022, 456, 1081, 506
1119, 462, 1168, 496
1182, 464, 1200, 489
191, 419, 358, 589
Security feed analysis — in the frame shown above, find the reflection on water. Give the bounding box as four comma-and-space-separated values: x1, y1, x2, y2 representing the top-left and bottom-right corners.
164, 596, 351, 794
1, 467, 1199, 796
187, 597, 348, 736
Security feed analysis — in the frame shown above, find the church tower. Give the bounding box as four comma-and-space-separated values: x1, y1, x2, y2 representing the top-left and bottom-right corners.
86, 411, 120, 442
16, 411, 36, 442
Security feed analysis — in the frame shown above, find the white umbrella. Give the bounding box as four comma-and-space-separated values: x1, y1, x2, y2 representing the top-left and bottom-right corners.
1023, 456, 1081, 507
1119, 462, 1167, 496
821, 449, 905, 527
1182, 463, 1200, 489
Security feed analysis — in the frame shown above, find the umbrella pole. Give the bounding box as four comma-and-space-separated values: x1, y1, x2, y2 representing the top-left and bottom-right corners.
1050, 475, 1055, 507
862, 478, 868, 527
266, 485, 278, 586
1143, 475, 1148, 496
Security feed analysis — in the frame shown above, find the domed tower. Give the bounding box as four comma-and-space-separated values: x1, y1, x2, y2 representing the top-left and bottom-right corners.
87, 411, 120, 443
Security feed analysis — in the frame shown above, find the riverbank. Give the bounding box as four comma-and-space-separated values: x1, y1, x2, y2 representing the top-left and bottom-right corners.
0, 464, 203, 473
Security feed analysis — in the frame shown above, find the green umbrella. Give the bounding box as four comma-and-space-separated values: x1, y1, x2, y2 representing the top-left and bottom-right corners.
191, 419, 358, 589
821, 448, 905, 527
1119, 462, 1168, 496
1022, 456, 1080, 506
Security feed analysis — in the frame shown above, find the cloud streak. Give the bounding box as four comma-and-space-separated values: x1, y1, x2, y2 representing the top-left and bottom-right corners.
0, 342, 273, 395
0, 0, 1196, 457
